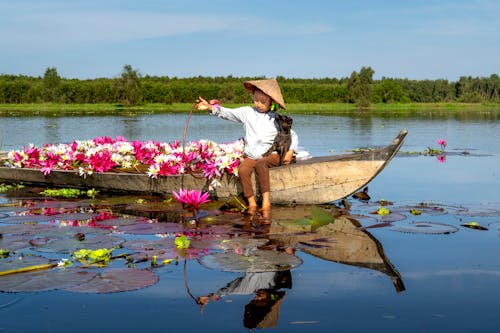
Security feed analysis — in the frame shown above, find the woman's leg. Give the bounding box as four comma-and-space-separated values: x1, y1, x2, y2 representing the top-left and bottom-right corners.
238, 157, 257, 207
254, 154, 280, 210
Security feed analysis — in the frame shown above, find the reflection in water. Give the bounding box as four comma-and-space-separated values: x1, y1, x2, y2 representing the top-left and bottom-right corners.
0, 191, 405, 330
184, 207, 405, 329
121, 117, 143, 139
269, 212, 405, 293
189, 260, 292, 329
43, 118, 60, 144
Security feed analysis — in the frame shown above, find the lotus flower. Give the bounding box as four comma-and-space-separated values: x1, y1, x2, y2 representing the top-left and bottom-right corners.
173, 188, 210, 209
6, 137, 243, 180
173, 188, 211, 222
437, 138, 447, 151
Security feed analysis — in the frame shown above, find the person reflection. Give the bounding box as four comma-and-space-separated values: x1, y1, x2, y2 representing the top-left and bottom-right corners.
197, 270, 291, 329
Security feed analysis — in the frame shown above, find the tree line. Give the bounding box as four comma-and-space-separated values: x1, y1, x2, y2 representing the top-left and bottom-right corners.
0, 65, 499, 108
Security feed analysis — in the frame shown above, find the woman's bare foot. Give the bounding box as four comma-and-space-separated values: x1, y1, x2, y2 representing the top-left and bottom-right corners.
261, 192, 271, 211
247, 196, 257, 208
246, 205, 257, 216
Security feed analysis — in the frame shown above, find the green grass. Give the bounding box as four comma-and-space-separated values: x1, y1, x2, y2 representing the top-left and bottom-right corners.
1, 102, 499, 116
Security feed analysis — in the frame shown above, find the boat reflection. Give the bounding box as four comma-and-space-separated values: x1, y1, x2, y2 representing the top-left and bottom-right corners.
187, 206, 405, 329
268, 208, 405, 293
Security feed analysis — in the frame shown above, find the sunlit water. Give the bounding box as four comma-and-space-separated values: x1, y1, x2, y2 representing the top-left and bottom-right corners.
1, 110, 499, 332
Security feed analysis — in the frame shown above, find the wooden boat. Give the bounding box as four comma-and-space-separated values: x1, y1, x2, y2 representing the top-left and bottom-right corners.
0, 130, 407, 204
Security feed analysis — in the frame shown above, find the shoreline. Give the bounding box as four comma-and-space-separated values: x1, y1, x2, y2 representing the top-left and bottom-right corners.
1, 102, 499, 115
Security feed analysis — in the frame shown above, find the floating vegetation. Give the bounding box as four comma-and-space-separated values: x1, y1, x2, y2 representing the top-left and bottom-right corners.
65, 268, 159, 294
0, 267, 97, 293
198, 250, 303, 273
460, 222, 488, 230
0, 248, 9, 257
40, 188, 99, 199
391, 203, 448, 216
423, 147, 444, 156
174, 235, 191, 249
1, 190, 499, 295
454, 204, 500, 217
389, 221, 459, 234
0, 193, 308, 293
0, 183, 25, 193
73, 248, 114, 265
410, 209, 422, 215
373, 207, 390, 216
346, 147, 375, 153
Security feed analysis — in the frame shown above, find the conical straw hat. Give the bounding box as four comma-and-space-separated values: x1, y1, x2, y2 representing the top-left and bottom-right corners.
243, 78, 286, 110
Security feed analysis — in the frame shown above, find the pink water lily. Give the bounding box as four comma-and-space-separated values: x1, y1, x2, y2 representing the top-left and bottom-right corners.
6, 137, 244, 181
173, 188, 211, 209
437, 138, 447, 150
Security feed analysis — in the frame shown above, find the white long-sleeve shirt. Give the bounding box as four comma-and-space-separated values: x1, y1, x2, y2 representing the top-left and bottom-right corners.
210, 105, 298, 160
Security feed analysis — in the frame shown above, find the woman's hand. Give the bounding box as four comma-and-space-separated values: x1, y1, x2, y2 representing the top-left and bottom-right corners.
194, 97, 211, 111
282, 150, 295, 165
195, 97, 220, 111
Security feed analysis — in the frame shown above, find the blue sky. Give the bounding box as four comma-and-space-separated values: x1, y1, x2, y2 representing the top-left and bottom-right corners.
1, 0, 499, 80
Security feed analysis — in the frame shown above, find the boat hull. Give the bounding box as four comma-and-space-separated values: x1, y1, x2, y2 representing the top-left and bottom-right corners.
0, 130, 407, 204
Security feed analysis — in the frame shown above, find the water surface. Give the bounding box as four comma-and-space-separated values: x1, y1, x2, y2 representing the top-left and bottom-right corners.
1, 110, 499, 332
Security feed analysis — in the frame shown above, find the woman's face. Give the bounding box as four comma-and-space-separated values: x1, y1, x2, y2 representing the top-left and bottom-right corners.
253, 89, 272, 113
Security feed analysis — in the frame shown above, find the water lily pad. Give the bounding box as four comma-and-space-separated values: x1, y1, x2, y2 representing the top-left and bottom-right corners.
455, 204, 500, 217
198, 249, 303, 272
379, 212, 407, 223
49, 212, 100, 223
389, 221, 459, 234
64, 268, 159, 293
461, 222, 488, 230
31, 234, 124, 254
94, 216, 143, 227
115, 222, 183, 235
123, 238, 174, 251
0, 254, 52, 272
29, 226, 110, 246
0, 234, 32, 251
0, 224, 55, 236
189, 237, 231, 251
3, 214, 56, 224
0, 268, 97, 293
392, 204, 447, 216
218, 238, 269, 251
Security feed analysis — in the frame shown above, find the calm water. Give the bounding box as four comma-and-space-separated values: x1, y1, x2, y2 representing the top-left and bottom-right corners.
1, 110, 499, 332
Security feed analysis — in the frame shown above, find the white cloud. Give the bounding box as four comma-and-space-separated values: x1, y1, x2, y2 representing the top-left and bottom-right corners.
0, 6, 334, 53
0, 11, 231, 51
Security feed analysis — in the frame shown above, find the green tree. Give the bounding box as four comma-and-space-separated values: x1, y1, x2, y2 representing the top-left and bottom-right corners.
372, 79, 408, 103
347, 66, 374, 109
114, 64, 143, 106
43, 67, 61, 102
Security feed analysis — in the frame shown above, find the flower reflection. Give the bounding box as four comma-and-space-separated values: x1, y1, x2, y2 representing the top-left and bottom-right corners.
437, 155, 446, 163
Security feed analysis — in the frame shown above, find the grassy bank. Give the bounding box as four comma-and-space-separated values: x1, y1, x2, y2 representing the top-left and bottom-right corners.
1, 102, 499, 116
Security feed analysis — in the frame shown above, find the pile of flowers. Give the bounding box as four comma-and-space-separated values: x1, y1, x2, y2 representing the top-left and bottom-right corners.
4, 136, 244, 181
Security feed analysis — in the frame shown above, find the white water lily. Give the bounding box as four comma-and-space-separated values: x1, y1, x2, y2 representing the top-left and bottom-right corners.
57, 258, 72, 268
